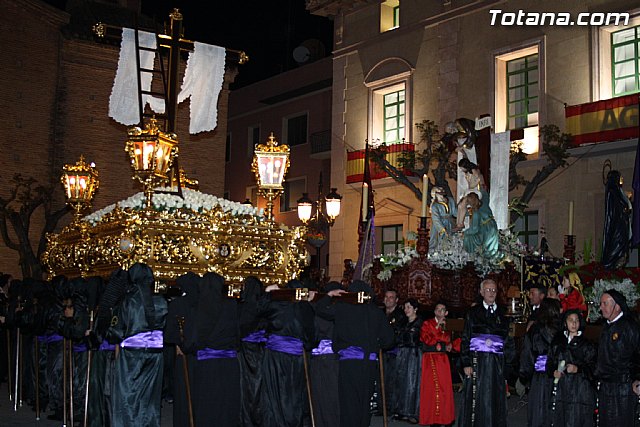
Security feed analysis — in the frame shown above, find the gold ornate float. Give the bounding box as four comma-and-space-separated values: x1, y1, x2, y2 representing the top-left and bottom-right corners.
43, 123, 308, 287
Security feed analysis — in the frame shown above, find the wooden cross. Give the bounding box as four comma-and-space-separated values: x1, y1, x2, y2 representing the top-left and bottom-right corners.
93, 8, 248, 133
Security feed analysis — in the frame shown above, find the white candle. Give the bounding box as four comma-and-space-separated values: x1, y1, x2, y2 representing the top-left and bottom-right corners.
568, 201, 574, 235
421, 174, 429, 217
362, 183, 369, 220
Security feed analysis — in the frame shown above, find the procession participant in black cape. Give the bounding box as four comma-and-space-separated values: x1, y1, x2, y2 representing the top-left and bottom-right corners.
527, 283, 547, 329
261, 279, 316, 427
393, 298, 423, 423
59, 277, 91, 422
105, 263, 167, 427
376, 289, 406, 415
37, 275, 65, 421
238, 276, 268, 427
315, 280, 395, 427
191, 272, 241, 427
458, 279, 516, 427
546, 309, 596, 427
309, 280, 342, 427
519, 298, 562, 427
595, 289, 640, 427
8, 279, 39, 409
164, 272, 199, 427
88, 269, 128, 427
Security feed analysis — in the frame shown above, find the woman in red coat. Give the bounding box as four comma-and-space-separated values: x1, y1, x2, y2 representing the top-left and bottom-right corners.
419, 302, 460, 426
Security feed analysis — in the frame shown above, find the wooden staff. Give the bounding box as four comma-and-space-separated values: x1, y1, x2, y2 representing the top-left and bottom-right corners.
19, 333, 23, 407
378, 349, 388, 427
83, 311, 94, 427
13, 327, 20, 411
471, 355, 478, 427
177, 316, 195, 427
301, 348, 316, 427
63, 338, 67, 427
69, 342, 74, 427
6, 330, 12, 401
35, 337, 40, 420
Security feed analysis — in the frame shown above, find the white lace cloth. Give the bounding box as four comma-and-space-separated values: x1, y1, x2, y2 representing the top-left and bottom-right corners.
109, 29, 226, 134
109, 28, 164, 126
489, 131, 510, 230
178, 42, 226, 134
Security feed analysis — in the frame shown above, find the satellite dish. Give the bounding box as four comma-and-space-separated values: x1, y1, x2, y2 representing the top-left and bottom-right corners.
293, 45, 311, 64
293, 39, 326, 64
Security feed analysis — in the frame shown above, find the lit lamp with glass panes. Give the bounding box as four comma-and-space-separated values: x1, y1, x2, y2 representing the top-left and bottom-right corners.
125, 118, 179, 208
297, 176, 342, 270
251, 132, 290, 221
61, 156, 99, 222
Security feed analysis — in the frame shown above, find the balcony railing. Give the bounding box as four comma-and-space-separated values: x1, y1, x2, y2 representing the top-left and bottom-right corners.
346, 142, 415, 184
310, 130, 331, 155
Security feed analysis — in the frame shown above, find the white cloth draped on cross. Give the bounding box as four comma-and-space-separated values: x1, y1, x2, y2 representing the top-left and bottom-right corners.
108, 28, 226, 134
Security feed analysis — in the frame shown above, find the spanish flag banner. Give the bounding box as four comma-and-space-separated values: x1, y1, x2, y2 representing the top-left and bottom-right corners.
565, 93, 639, 146
345, 143, 414, 184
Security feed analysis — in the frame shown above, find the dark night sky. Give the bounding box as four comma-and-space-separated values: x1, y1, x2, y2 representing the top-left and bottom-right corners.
44, 0, 334, 88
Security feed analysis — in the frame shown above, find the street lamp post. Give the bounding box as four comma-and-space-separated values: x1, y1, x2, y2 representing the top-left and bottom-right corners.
61, 156, 99, 222
297, 174, 342, 273
251, 133, 290, 221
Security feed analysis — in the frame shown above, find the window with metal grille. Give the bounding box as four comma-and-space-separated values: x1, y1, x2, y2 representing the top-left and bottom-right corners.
507, 54, 538, 130
280, 177, 306, 212
286, 114, 308, 146
513, 210, 539, 249
383, 89, 405, 144
379, 224, 404, 255
612, 25, 640, 96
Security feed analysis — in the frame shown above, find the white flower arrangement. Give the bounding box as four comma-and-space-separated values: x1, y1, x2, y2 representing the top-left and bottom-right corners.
364, 229, 527, 281
83, 187, 263, 226
584, 278, 640, 321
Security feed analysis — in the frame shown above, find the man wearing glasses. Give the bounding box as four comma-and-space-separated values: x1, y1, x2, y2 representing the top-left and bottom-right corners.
458, 279, 515, 427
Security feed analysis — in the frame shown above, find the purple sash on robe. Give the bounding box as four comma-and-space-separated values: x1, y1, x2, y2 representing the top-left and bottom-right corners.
534, 355, 548, 372
37, 334, 63, 344
196, 348, 238, 361
73, 343, 88, 353
311, 339, 334, 356
469, 334, 504, 354
242, 330, 267, 344
265, 334, 303, 356
99, 341, 116, 351
338, 346, 377, 361
120, 330, 164, 349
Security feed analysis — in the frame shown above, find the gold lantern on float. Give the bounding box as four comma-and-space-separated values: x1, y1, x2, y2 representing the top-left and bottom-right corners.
61, 156, 99, 221
125, 118, 179, 208
251, 132, 290, 221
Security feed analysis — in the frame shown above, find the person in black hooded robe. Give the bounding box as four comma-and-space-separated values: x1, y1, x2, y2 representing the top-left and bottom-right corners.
88, 269, 128, 427
309, 281, 343, 427
458, 279, 516, 427
314, 280, 395, 427
105, 263, 167, 427
519, 298, 562, 427
192, 272, 240, 427
546, 309, 596, 427
595, 289, 640, 427
238, 276, 268, 427
59, 277, 91, 422
601, 170, 632, 270
164, 272, 199, 427
260, 279, 316, 427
